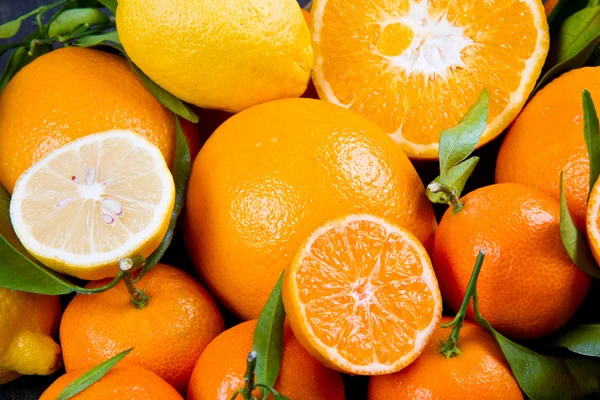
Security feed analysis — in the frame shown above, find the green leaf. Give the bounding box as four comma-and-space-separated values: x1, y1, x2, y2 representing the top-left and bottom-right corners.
584, 89, 600, 195
535, 6, 600, 93
427, 157, 479, 204
135, 116, 191, 281
74, 30, 120, 47
48, 8, 110, 38
0, 47, 27, 93
57, 348, 133, 400
553, 324, 600, 356
98, 0, 118, 14
0, 19, 24, 40
559, 172, 600, 278
0, 183, 77, 295
557, 6, 600, 64
477, 314, 600, 400
438, 89, 489, 179
253, 273, 286, 396
129, 63, 199, 123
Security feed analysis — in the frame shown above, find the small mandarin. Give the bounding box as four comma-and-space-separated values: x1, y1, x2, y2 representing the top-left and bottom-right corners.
40, 364, 183, 400
60, 264, 224, 393
188, 320, 345, 400
368, 317, 523, 400
433, 183, 591, 340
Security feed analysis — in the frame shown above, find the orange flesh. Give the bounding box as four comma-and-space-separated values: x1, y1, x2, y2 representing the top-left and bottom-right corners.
314, 0, 544, 151
295, 218, 438, 367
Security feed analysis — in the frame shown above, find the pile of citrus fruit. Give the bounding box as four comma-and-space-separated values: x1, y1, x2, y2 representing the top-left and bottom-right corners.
1, 0, 600, 399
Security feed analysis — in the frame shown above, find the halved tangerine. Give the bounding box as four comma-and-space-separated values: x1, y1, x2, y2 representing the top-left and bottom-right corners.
283, 214, 442, 375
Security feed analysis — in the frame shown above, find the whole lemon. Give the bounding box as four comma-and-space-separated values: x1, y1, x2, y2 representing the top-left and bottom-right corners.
0, 288, 62, 384
116, 0, 313, 113
184, 98, 437, 320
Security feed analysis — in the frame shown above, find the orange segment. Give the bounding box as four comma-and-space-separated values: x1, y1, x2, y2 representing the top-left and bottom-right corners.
311, 0, 549, 159
283, 214, 442, 375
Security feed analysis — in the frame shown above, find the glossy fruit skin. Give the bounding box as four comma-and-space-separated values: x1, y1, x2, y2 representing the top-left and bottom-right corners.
184, 98, 437, 320
116, 0, 313, 113
187, 320, 345, 400
0, 47, 175, 193
40, 364, 183, 400
433, 183, 591, 340
60, 264, 224, 393
368, 317, 523, 400
0, 288, 61, 384
496, 67, 600, 230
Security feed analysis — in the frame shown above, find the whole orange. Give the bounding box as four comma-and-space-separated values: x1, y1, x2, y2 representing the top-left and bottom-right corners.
0, 47, 175, 193
40, 364, 182, 400
60, 264, 224, 393
187, 320, 345, 400
184, 98, 437, 320
496, 67, 600, 230
433, 183, 591, 340
368, 317, 523, 400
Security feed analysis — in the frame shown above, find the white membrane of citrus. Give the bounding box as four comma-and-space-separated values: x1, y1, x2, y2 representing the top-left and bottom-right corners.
379, 0, 473, 78
10, 130, 175, 269
290, 214, 442, 374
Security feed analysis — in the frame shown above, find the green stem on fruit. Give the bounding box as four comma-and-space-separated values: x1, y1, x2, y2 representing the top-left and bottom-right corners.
239, 351, 258, 400
439, 251, 485, 358
427, 182, 464, 213
119, 257, 150, 309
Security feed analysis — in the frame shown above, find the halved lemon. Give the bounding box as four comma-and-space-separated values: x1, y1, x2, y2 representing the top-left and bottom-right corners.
283, 214, 442, 375
10, 130, 175, 280
310, 0, 550, 159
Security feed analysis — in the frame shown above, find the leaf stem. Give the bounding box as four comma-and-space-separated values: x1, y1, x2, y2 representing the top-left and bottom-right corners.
75, 272, 123, 294
439, 251, 485, 358
427, 182, 464, 213
119, 257, 150, 309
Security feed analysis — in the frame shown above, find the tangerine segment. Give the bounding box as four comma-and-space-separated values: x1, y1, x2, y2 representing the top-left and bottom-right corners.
283, 214, 442, 375
311, 0, 549, 159
10, 130, 175, 280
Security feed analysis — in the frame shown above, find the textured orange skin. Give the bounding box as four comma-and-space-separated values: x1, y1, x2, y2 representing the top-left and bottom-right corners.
60, 264, 224, 393
40, 365, 182, 400
0, 47, 175, 193
433, 184, 591, 340
368, 317, 523, 400
184, 98, 437, 320
188, 320, 345, 400
496, 67, 600, 230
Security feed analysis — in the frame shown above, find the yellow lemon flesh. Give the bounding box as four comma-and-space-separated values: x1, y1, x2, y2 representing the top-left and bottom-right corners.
9, 130, 175, 280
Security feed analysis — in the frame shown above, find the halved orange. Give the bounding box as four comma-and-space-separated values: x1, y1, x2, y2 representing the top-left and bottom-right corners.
283, 214, 442, 375
587, 180, 600, 267
310, 0, 549, 159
